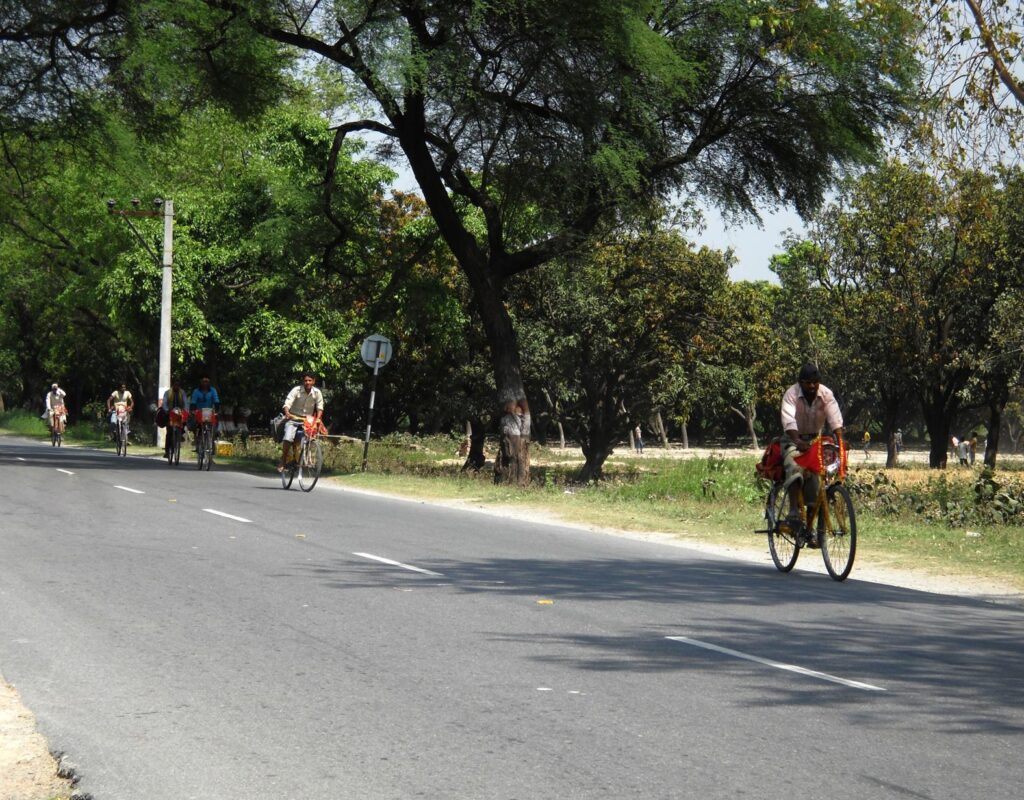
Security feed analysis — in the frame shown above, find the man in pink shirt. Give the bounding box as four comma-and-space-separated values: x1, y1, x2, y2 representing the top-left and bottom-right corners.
780, 363, 845, 535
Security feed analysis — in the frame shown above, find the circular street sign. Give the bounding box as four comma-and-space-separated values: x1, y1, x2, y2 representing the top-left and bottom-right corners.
360, 334, 393, 369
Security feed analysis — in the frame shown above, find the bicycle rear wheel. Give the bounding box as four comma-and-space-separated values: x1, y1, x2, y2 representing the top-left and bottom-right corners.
767, 483, 800, 572
821, 484, 857, 581
298, 438, 323, 492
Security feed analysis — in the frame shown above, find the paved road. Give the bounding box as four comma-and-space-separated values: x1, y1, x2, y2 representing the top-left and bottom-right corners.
1, 436, 1022, 800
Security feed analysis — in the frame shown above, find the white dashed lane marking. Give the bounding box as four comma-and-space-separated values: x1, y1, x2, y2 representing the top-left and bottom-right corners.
203, 508, 251, 523
666, 636, 885, 692
56, 468, 75, 475
113, 485, 145, 495
353, 552, 444, 577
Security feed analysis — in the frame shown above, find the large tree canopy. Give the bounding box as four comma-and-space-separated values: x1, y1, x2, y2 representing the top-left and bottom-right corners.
2, 1, 922, 481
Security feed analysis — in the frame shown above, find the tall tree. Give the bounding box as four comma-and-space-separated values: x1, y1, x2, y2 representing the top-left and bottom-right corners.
810, 162, 1024, 468
514, 228, 729, 480
134, 0, 922, 483
2, 2, 922, 480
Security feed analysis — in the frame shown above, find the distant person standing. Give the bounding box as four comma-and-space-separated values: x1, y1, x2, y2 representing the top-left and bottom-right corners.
957, 436, 970, 466
950, 435, 959, 464
634, 424, 644, 454
969, 432, 978, 466
894, 428, 903, 456
862, 429, 871, 459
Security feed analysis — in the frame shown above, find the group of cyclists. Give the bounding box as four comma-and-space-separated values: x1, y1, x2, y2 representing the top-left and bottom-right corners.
41, 372, 325, 473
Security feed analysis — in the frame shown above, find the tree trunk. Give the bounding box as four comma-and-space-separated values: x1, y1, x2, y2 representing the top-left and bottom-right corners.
541, 388, 565, 449
655, 410, 669, 448
730, 403, 758, 449
923, 404, 952, 469
398, 117, 531, 485
682, 420, 689, 449
985, 400, 1003, 468
494, 405, 530, 485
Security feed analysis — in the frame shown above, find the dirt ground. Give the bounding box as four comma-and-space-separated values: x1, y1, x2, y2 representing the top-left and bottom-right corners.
3, 443, 1019, 800
0, 678, 74, 800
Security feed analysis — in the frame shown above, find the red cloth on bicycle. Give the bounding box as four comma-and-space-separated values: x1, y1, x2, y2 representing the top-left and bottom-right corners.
794, 436, 848, 478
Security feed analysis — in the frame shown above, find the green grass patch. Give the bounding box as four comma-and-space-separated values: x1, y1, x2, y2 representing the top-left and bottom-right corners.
0, 409, 112, 446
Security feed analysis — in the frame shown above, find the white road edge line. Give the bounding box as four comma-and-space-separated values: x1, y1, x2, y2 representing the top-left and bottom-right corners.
203, 509, 251, 523
56, 468, 75, 475
353, 552, 444, 577
113, 485, 145, 495
665, 636, 886, 692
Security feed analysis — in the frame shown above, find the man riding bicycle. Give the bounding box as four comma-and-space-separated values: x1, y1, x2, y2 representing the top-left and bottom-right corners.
779, 363, 845, 540
161, 376, 189, 459
106, 382, 134, 439
278, 371, 324, 472
45, 382, 67, 429
189, 376, 221, 449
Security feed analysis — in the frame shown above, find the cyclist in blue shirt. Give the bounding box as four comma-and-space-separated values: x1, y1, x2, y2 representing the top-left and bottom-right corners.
189, 376, 221, 449
190, 376, 221, 413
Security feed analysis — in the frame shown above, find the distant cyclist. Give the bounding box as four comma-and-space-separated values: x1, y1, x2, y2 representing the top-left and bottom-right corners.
190, 376, 221, 415
189, 376, 220, 448
161, 376, 189, 459
106, 382, 134, 439
45, 382, 67, 429
278, 371, 324, 472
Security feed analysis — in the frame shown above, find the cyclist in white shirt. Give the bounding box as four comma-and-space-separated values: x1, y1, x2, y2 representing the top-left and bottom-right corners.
107, 382, 134, 439
279, 371, 324, 472
45, 383, 67, 428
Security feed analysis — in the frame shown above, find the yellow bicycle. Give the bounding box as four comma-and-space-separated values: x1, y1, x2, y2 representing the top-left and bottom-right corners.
761, 436, 857, 582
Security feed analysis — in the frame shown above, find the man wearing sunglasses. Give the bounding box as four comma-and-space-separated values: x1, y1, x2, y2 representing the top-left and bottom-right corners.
779, 363, 845, 540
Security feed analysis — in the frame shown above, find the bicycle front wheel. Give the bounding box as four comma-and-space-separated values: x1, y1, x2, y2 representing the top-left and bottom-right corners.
203, 427, 214, 471
298, 439, 323, 492
767, 483, 800, 573
281, 461, 296, 489
821, 483, 857, 581
196, 428, 206, 470
118, 422, 128, 457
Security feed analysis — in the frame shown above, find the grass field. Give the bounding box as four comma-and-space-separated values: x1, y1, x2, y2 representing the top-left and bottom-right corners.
4, 414, 1021, 591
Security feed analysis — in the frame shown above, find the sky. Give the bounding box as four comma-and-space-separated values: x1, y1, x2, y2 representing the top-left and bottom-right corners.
694, 206, 807, 284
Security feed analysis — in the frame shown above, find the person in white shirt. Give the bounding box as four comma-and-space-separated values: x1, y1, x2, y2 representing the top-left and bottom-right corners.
279, 371, 324, 472
44, 383, 67, 428
779, 363, 845, 534
107, 382, 134, 439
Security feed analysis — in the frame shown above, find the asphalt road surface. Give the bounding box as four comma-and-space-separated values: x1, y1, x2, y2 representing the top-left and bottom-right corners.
1, 436, 1022, 800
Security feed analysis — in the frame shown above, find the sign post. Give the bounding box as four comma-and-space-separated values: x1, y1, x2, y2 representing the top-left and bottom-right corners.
360, 334, 393, 472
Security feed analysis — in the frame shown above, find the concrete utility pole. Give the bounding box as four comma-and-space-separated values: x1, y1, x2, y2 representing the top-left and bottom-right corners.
107, 198, 174, 448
